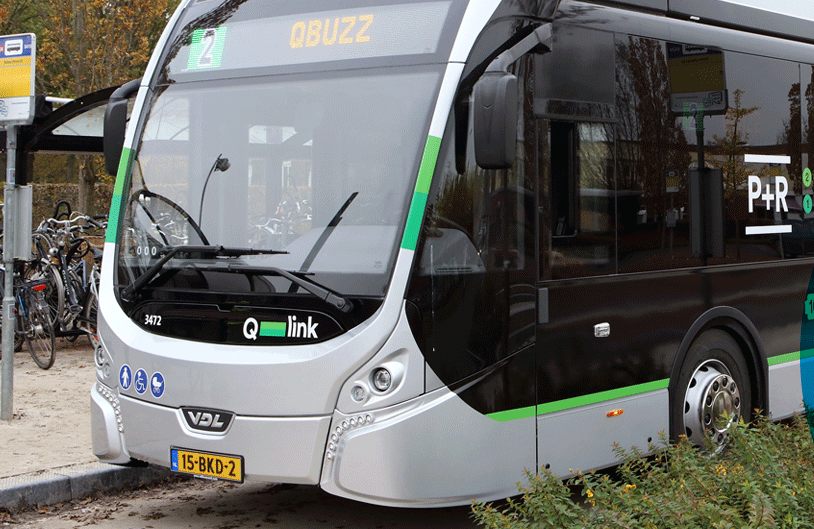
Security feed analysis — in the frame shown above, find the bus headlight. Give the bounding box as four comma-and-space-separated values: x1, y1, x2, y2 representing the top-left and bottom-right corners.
372, 368, 392, 392
338, 347, 417, 414
94, 344, 112, 381
350, 384, 368, 402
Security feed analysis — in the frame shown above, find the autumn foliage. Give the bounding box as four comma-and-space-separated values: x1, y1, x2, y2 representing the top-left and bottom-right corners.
33, 0, 180, 97
0, 0, 181, 215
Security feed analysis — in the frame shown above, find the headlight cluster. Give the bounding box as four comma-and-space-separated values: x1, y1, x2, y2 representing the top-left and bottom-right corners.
94, 344, 112, 380
348, 366, 397, 405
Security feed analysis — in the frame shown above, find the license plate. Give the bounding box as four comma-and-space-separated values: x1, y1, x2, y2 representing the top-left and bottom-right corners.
171, 447, 244, 483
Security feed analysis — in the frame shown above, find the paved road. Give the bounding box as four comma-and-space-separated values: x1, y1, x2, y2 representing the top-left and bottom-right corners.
12, 478, 482, 528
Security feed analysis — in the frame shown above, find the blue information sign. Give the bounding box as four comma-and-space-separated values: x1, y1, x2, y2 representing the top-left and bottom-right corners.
0, 33, 35, 124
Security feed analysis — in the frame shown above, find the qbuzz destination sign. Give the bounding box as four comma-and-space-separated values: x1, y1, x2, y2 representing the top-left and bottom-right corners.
0, 33, 35, 125
178, 1, 452, 73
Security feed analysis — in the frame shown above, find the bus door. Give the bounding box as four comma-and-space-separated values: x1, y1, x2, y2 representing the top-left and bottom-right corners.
533, 22, 676, 474
535, 114, 680, 473
536, 119, 638, 474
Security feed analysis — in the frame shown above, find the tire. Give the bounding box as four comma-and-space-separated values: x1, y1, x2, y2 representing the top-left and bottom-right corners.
21, 288, 56, 370
31, 232, 54, 262
25, 260, 64, 332
63, 268, 85, 339
671, 329, 751, 453
83, 285, 99, 350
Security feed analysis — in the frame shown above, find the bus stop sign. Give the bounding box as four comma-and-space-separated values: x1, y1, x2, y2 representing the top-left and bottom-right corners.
0, 33, 35, 125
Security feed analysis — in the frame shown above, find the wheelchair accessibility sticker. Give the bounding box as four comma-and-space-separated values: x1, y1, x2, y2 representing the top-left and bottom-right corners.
134, 369, 148, 394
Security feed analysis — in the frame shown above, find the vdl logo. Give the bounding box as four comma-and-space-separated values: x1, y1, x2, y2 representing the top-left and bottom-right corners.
181, 407, 233, 433
243, 316, 319, 340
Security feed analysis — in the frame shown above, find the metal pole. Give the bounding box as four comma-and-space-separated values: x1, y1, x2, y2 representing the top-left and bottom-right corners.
1, 125, 17, 421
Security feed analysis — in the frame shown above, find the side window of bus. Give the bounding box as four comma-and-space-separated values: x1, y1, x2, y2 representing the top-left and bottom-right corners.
700, 51, 804, 263
538, 29, 810, 279
614, 35, 701, 272
616, 35, 807, 267
543, 121, 617, 280
535, 25, 617, 280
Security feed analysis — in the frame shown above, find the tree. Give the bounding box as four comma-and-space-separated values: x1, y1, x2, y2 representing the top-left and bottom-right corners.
617, 37, 692, 249
709, 89, 759, 196
31, 0, 180, 214
0, 0, 36, 35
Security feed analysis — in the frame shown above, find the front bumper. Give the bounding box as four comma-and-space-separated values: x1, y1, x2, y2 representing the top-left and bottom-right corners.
91, 382, 132, 464
92, 382, 332, 483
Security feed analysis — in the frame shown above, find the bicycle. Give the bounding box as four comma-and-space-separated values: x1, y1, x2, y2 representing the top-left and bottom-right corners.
0, 259, 57, 369
33, 214, 104, 348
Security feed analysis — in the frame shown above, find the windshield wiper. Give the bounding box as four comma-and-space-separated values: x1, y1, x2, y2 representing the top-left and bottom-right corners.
120, 245, 288, 301
298, 192, 357, 274
226, 264, 352, 312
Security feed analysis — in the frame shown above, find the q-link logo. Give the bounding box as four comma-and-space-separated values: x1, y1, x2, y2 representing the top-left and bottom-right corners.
243, 316, 319, 340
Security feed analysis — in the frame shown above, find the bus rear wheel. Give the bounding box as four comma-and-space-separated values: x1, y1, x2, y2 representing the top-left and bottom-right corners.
672, 329, 751, 453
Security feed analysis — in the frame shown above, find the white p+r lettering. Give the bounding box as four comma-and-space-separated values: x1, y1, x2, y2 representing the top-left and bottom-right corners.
748, 175, 788, 213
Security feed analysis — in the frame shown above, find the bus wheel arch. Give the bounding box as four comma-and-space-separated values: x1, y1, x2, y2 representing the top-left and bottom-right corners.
668, 308, 768, 447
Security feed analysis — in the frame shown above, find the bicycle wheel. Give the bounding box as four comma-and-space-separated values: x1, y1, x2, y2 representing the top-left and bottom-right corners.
24, 260, 64, 331
31, 232, 54, 262
84, 287, 99, 349
20, 286, 56, 369
63, 267, 85, 341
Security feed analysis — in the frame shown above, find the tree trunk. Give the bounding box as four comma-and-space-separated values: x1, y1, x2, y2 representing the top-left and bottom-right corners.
76, 154, 95, 215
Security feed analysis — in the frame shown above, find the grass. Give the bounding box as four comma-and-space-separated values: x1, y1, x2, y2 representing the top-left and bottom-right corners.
471, 415, 814, 528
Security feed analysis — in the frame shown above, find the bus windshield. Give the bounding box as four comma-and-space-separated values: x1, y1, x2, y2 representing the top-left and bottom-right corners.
117, 65, 442, 298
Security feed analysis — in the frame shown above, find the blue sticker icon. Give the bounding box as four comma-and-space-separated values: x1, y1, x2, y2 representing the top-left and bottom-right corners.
150, 372, 165, 398
119, 364, 132, 390
134, 369, 148, 394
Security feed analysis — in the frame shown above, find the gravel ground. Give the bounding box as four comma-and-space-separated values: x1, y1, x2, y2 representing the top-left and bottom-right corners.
0, 338, 97, 478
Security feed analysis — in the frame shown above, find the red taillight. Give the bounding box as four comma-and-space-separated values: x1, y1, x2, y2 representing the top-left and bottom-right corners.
32, 284, 47, 292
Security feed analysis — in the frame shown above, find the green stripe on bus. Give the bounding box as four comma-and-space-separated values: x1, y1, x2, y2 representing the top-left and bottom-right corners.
769, 351, 801, 365
400, 135, 441, 251
487, 379, 670, 422
537, 379, 670, 416
487, 405, 537, 422
259, 321, 286, 337
105, 147, 133, 243
767, 349, 814, 365
415, 135, 441, 195
401, 191, 428, 252
490, 350, 814, 422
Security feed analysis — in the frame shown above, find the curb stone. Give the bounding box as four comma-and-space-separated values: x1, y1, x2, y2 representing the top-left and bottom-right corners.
0, 462, 179, 512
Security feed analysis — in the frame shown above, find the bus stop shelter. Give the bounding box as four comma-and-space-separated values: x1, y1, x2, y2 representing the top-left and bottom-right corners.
0, 85, 124, 186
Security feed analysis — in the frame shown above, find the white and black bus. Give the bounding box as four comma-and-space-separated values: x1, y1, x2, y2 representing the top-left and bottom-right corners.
93, 0, 814, 507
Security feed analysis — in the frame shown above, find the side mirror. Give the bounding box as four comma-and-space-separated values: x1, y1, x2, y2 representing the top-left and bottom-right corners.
473, 72, 517, 170
104, 78, 141, 176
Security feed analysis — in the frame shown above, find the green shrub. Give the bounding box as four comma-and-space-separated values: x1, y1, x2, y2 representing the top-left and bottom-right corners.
471, 416, 814, 528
